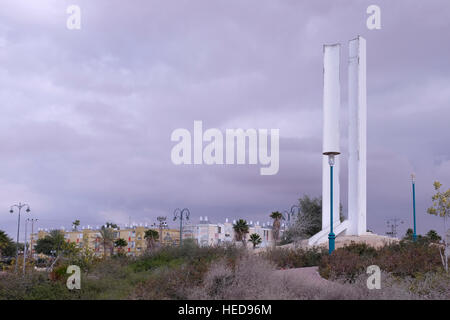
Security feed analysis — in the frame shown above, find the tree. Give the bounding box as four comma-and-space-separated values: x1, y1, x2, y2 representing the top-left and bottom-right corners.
233, 219, 249, 247
403, 228, 414, 241
34, 237, 54, 255
0, 230, 14, 258
427, 181, 450, 272
72, 220, 80, 231
114, 238, 128, 254
144, 229, 159, 251
402, 228, 442, 245
99, 226, 115, 257
426, 230, 441, 243
248, 233, 262, 249
270, 211, 283, 245
35, 230, 66, 255
283, 195, 345, 243
34, 230, 77, 257
106, 222, 119, 229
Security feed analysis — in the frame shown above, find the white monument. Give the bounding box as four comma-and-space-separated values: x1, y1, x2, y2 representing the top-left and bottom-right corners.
309, 36, 367, 246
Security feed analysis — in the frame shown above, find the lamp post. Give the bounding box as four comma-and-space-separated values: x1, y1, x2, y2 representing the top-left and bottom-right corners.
411, 173, 417, 242
324, 152, 339, 254
9, 203, 31, 273
173, 208, 190, 246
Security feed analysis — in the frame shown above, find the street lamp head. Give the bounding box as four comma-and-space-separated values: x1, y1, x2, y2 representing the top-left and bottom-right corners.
26, 207, 31, 213
411, 173, 416, 183
325, 153, 338, 166
323, 151, 340, 156
9, 209, 13, 213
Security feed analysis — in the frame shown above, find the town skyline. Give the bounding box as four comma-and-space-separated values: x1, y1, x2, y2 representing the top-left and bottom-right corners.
1, 0, 450, 241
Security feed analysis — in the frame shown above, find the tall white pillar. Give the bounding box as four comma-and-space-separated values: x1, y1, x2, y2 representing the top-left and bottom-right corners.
348, 36, 367, 235
322, 44, 341, 230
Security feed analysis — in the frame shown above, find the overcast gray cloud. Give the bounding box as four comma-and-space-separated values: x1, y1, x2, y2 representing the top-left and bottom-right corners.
0, 0, 449, 240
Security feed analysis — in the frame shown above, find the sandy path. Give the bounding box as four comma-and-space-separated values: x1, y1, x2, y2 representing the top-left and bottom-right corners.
274, 266, 343, 291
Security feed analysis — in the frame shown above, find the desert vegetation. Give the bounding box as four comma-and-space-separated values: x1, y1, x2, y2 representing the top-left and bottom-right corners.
0, 238, 449, 300
1, 186, 448, 300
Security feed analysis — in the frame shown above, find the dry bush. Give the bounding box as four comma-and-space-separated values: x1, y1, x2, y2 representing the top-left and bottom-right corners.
189, 254, 295, 300
189, 253, 450, 300
188, 254, 385, 300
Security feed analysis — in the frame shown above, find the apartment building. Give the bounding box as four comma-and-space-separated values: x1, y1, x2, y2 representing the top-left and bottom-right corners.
183, 216, 275, 247
31, 216, 277, 256
32, 225, 180, 256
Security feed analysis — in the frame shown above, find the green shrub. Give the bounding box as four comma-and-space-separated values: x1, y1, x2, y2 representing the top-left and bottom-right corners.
319, 241, 443, 281
262, 246, 327, 268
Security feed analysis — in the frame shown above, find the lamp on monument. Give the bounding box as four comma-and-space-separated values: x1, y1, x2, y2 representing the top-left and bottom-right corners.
323, 43, 341, 254
323, 149, 340, 254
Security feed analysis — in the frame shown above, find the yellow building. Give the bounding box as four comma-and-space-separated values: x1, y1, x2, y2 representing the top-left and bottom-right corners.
32, 226, 180, 256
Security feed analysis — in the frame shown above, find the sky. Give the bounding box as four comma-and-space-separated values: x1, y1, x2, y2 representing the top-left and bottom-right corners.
0, 0, 449, 241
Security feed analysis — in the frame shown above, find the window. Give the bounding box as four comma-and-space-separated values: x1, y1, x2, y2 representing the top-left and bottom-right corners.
218, 226, 222, 234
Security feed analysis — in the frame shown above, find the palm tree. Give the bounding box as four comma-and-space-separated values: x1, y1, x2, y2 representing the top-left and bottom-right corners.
106, 222, 118, 229
114, 238, 128, 254
248, 233, 262, 249
270, 211, 283, 245
0, 230, 13, 259
144, 229, 159, 251
99, 226, 115, 257
72, 220, 80, 231
233, 219, 250, 247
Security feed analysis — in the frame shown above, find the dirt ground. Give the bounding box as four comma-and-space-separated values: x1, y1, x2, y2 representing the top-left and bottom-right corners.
274, 266, 338, 289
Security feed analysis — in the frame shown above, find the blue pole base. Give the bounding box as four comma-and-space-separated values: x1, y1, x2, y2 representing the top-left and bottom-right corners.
413, 234, 417, 242
328, 232, 336, 255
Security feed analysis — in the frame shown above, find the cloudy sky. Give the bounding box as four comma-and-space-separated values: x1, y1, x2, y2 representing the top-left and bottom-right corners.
1, 0, 449, 240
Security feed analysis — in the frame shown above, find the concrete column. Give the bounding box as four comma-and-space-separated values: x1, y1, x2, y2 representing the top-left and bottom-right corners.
348, 36, 367, 235
322, 44, 341, 230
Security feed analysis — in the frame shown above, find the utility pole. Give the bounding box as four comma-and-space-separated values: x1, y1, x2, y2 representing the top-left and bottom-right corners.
386, 218, 404, 239
157, 216, 167, 245
23, 219, 29, 275
29, 218, 38, 258
411, 174, 417, 242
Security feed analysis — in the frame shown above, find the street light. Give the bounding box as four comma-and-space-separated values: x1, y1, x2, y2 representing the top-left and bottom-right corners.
9, 203, 31, 273
173, 208, 190, 246
411, 173, 417, 242
323, 152, 339, 255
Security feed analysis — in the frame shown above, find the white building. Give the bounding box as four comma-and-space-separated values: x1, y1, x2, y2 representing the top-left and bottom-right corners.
183, 217, 275, 248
